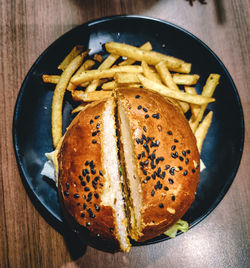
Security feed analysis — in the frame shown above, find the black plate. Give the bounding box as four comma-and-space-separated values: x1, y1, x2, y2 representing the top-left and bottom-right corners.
13, 15, 244, 246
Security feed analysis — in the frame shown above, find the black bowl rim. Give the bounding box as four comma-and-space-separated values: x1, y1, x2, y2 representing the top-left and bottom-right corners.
13, 14, 245, 246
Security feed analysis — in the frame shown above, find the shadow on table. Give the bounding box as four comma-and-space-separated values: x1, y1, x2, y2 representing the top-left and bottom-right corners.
213, 0, 226, 24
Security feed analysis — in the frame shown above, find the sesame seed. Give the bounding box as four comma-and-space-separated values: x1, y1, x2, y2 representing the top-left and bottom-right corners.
179, 166, 183, 171
110, 228, 114, 232
99, 170, 103, 176
144, 160, 149, 165
92, 130, 100, 136
135, 95, 140, 98
146, 176, 151, 181
164, 165, 170, 170
171, 152, 178, 159
151, 190, 155, 196
73, 194, 79, 199
167, 131, 173, 135
169, 167, 175, 175
172, 195, 175, 201
84, 187, 90, 192
83, 203, 87, 209
152, 173, 156, 179
152, 113, 159, 119
96, 123, 100, 129
183, 170, 188, 176
171, 145, 176, 151
137, 154, 141, 160
80, 213, 85, 218
174, 139, 179, 143
143, 107, 148, 112
142, 134, 146, 140
185, 158, 189, 164
85, 161, 90, 166
92, 140, 97, 144
142, 169, 147, 175
187, 150, 191, 154
91, 169, 96, 175
94, 204, 100, 212
161, 171, 166, 179
142, 180, 147, 184
140, 161, 144, 167
86, 175, 90, 182
141, 152, 145, 157
92, 181, 97, 189
151, 161, 156, 169
66, 182, 69, 190
155, 140, 160, 146
154, 184, 158, 190
192, 169, 196, 173
90, 119, 93, 124
87, 208, 95, 218
94, 176, 99, 182
182, 151, 186, 156
143, 126, 147, 132
168, 178, 174, 184
164, 186, 169, 191
138, 105, 142, 110
136, 138, 140, 144
145, 114, 149, 119
87, 194, 92, 202
179, 156, 184, 161
81, 181, 86, 186
159, 203, 164, 208
94, 193, 99, 199
64, 191, 69, 197
95, 115, 100, 119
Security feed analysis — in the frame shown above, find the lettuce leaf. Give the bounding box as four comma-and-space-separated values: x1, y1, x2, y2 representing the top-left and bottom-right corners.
163, 219, 189, 238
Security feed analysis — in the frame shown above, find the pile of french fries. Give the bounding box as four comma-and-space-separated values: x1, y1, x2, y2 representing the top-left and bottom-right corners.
42, 41, 220, 153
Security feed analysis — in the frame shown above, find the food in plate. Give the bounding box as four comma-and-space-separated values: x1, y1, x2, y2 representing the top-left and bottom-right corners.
41, 41, 220, 252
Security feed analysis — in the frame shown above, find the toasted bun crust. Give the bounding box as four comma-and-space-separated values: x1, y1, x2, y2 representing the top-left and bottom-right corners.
57, 99, 120, 251
118, 88, 200, 242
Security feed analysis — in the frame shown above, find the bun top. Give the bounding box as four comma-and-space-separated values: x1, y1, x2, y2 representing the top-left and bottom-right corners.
117, 88, 200, 242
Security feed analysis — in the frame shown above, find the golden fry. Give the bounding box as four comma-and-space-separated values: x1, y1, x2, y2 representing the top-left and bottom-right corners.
93, 54, 103, 62
189, 74, 220, 132
71, 90, 113, 102
172, 74, 200, 85
105, 42, 191, 73
195, 111, 213, 152
58, 45, 84, 71
119, 42, 152, 66
141, 61, 162, 83
138, 75, 215, 105
42, 75, 60, 84
102, 81, 117, 90
71, 65, 143, 85
52, 53, 86, 148
114, 72, 140, 84
155, 61, 189, 113
71, 103, 87, 114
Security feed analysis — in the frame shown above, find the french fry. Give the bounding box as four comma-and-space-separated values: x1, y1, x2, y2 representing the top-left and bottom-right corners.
42, 75, 60, 84
72, 103, 87, 114
172, 74, 200, 85
93, 54, 103, 62
184, 86, 200, 118
114, 72, 140, 84
58, 45, 84, 71
189, 74, 220, 132
195, 111, 213, 152
138, 74, 215, 105
71, 65, 143, 85
71, 90, 112, 102
52, 53, 86, 148
102, 81, 117, 90
155, 61, 189, 113
105, 42, 191, 73
119, 42, 152, 66
141, 61, 162, 83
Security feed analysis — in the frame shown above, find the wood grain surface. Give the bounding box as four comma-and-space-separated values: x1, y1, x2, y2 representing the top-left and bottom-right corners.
1, 0, 250, 267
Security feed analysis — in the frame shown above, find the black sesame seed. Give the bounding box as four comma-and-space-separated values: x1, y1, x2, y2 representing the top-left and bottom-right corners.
73, 194, 79, 199
159, 157, 164, 161
94, 204, 100, 212
174, 139, 179, 143
144, 160, 149, 166
64, 191, 69, 197
143, 126, 147, 132
136, 138, 140, 144
171, 145, 176, 151
183, 170, 188, 176
157, 167, 161, 175
110, 228, 114, 233
164, 165, 170, 170
140, 138, 144, 144
154, 184, 158, 190
145, 114, 149, 119
150, 141, 155, 148
172, 195, 176, 201
92, 181, 97, 189
142, 169, 147, 175
137, 154, 141, 160
182, 151, 186, 156
152, 173, 156, 179
81, 181, 86, 186
96, 123, 100, 129
87, 208, 95, 218
94, 176, 100, 182
171, 152, 178, 159
161, 171, 166, 179
94, 193, 99, 199
196, 164, 200, 169
167, 131, 173, 135
91, 169, 96, 175
192, 169, 196, 174
142, 134, 146, 140
82, 169, 87, 176
92, 140, 97, 144
179, 156, 184, 161
151, 162, 156, 169
159, 203, 164, 208
90, 119, 94, 124
179, 166, 183, 171
143, 107, 148, 112
155, 140, 160, 146
168, 178, 174, 184
81, 213, 85, 218
152, 113, 159, 119
87, 193, 92, 202
146, 176, 151, 181
85, 161, 90, 166
99, 170, 103, 176
169, 167, 175, 175
141, 151, 145, 157
151, 190, 155, 196
140, 161, 144, 167
86, 175, 90, 182
92, 130, 100, 136
185, 158, 189, 164
90, 160, 94, 167
138, 105, 142, 110
146, 137, 151, 142
95, 115, 100, 119
156, 158, 160, 164
66, 182, 70, 190
187, 150, 191, 154
84, 187, 90, 192
164, 186, 169, 191
142, 180, 147, 184
83, 203, 87, 209
135, 95, 141, 98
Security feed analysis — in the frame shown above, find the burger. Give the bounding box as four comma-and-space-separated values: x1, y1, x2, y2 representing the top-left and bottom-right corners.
50, 87, 200, 252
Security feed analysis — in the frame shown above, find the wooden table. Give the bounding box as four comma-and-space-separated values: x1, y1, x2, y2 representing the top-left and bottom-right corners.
1, 0, 249, 267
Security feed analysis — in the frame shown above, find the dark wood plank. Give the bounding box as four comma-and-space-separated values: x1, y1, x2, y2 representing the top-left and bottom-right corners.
0, 0, 249, 267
